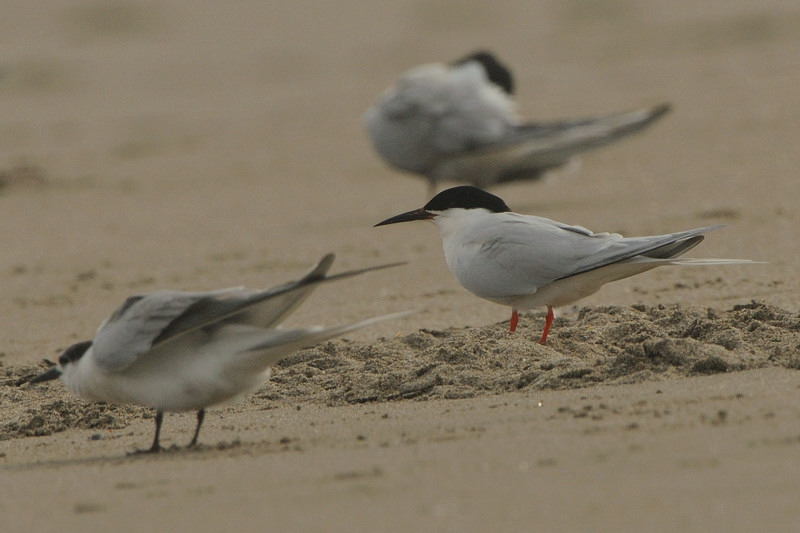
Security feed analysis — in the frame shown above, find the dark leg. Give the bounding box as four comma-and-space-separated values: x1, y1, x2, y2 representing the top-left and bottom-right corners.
148, 410, 164, 453
509, 309, 519, 332
188, 409, 205, 448
538, 306, 555, 344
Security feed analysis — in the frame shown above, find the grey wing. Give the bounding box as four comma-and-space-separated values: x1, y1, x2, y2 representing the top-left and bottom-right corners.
492, 104, 671, 174
91, 254, 404, 371
209, 253, 337, 329
473, 219, 620, 297
151, 254, 403, 346
475, 217, 719, 298
556, 225, 720, 279
139, 254, 337, 351
91, 290, 207, 371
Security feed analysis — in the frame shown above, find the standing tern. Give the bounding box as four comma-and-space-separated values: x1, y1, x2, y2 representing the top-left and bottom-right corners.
365, 51, 671, 195
376, 186, 757, 344
30, 254, 406, 453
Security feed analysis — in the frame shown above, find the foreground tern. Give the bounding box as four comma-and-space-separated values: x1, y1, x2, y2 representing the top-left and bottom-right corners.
30, 255, 406, 453
364, 51, 671, 194
376, 186, 756, 344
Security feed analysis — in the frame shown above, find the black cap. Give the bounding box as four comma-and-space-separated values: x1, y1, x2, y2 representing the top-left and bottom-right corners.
454, 51, 514, 94
423, 186, 511, 213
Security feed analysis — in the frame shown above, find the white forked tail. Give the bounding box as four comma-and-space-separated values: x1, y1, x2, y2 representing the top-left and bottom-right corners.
234, 311, 416, 370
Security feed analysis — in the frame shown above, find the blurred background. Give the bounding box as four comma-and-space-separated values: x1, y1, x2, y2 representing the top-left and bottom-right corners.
1, 0, 798, 361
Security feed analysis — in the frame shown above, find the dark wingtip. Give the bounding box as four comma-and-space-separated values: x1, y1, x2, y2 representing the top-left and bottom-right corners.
302, 254, 336, 282
649, 102, 672, 120
653, 102, 672, 115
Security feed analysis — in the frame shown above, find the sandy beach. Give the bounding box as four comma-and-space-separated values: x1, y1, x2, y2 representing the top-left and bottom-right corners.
1, 1, 799, 531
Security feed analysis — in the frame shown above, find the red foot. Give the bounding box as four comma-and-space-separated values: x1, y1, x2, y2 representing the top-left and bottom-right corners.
509, 309, 519, 332
538, 306, 554, 344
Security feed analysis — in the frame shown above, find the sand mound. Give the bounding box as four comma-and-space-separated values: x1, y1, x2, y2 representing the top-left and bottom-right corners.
264, 301, 799, 405
3, 302, 798, 441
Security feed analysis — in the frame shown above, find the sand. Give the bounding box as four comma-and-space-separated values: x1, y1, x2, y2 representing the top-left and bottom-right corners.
1, 1, 799, 531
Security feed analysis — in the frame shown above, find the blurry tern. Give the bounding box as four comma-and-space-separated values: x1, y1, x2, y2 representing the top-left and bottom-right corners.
30, 254, 406, 453
365, 51, 670, 194
376, 186, 757, 344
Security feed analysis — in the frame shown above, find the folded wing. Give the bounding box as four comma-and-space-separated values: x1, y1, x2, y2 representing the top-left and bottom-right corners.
92, 254, 403, 371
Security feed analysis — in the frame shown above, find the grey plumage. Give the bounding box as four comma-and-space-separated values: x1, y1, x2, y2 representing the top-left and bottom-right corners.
365, 51, 670, 193
375, 186, 758, 343
30, 254, 407, 452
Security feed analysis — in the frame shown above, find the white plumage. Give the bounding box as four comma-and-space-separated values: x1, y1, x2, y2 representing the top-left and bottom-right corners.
365, 51, 671, 193
31, 254, 406, 452
376, 186, 757, 343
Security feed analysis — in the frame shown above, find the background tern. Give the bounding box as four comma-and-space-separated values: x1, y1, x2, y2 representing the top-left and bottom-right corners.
30, 254, 406, 453
375, 186, 757, 344
364, 50, 671, 194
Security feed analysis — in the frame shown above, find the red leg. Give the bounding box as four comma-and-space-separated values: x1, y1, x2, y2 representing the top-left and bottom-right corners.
538, 306, 554, 344
509, 309, 519, 332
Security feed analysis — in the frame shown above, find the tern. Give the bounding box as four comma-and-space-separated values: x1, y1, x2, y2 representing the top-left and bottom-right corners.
364, 50, 671, 194
376, 186, 756, 344
30, 254, 406, 453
